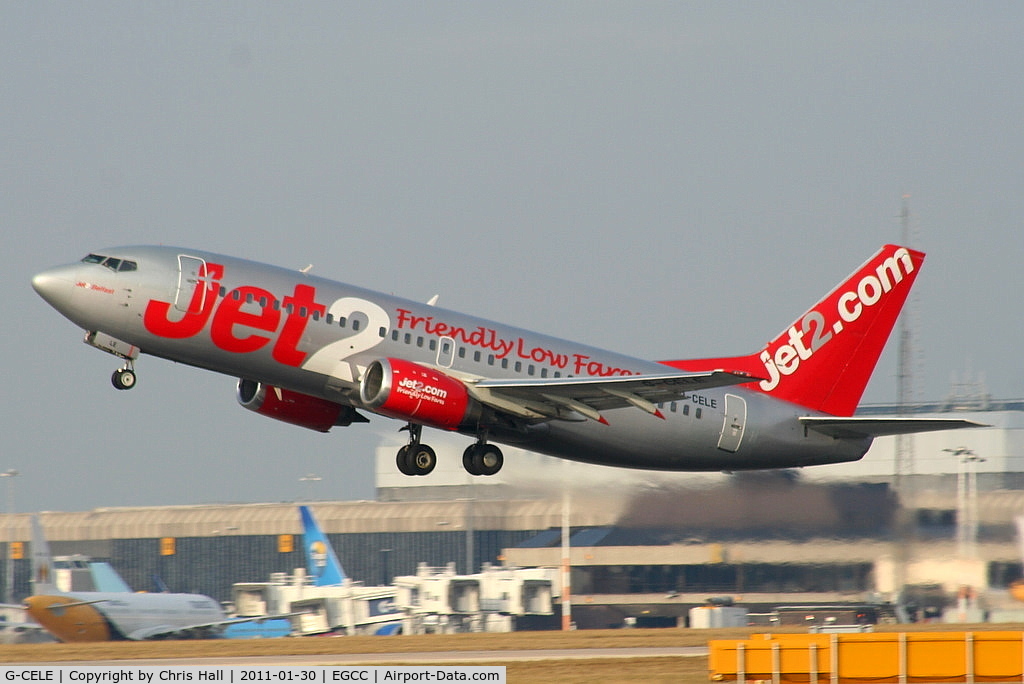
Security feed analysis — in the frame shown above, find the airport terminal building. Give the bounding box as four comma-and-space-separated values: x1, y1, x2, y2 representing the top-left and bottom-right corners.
4, 398, 1023, 628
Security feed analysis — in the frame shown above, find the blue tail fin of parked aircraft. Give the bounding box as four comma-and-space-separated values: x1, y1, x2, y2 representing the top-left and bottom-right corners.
299, 506, 346, 586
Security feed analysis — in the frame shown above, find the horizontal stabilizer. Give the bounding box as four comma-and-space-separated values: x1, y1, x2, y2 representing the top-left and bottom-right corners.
800, 416, 988, 439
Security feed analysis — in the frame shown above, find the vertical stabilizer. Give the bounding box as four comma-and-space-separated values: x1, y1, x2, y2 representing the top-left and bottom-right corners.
299, 506, 346, 586
88, 563, 132, 593
30, 516, 60, 595
664, 245, 924, 416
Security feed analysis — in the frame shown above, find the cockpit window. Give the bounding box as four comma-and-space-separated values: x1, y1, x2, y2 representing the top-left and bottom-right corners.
80, 254, 138, 272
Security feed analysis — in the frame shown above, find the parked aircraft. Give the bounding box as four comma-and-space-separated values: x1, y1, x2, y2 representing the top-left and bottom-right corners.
300, 505, 346, 586
227, 506, 401, 638
32, 244, 980, 477
223, 505, 348, 639
23, 517, 293, 641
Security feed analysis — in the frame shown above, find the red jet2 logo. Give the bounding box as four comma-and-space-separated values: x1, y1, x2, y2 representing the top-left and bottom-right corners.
143, 262, 325, 367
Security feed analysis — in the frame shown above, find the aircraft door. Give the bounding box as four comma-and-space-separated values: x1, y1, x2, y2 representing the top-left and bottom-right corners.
717, 394, 747, 453
436, 336, 456, 368
174, 255, 208, 313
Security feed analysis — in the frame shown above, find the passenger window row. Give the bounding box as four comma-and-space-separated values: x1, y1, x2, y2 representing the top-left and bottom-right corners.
216, 285, 375, 333
213, 285, 564, 379
386, 328, 560, 378
657, 401, 702, 419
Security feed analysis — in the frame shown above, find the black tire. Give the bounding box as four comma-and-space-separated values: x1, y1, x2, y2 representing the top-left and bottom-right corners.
112, 369, 136, 390
463, 445, 482, 476
473, 444, 504, 476
396, 446, 416, 476
410, 445, 437, 476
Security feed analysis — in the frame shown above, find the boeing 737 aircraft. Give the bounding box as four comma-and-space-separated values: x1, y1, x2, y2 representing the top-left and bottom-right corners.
32, 244, 979, 477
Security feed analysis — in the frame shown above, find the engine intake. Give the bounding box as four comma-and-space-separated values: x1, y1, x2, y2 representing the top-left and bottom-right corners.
237, 380, 364, 432
360, 358, 476, 430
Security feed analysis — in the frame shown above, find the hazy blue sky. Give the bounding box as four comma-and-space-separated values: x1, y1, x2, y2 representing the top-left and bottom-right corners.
3, 3, 1022, 512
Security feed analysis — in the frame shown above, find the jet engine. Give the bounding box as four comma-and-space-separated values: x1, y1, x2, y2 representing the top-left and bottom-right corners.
236, 379, 366, 433
359, 358, 479, 430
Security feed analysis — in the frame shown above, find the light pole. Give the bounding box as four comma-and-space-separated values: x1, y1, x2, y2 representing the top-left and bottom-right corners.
2, 469, 18, 604
561, 484, 572, 631
945, 448, 984, 558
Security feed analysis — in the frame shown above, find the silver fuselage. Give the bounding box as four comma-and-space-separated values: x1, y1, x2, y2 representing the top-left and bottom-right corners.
32, 246, 869, 471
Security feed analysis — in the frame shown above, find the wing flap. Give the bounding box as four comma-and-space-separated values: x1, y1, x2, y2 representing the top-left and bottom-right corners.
472, 370, 759, 424
800, 416, 988, 439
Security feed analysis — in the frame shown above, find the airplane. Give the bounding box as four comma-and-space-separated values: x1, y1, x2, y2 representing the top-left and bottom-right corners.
295, 505, 403, 634
227, 506, 401, 638
300, 505, 347, 586
31, 243, 982, 478
23, 516, 296, 642
223, 506, 348, 639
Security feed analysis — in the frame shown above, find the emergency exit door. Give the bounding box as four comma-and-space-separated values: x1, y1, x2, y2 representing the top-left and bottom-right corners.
175, 255, 209, 313
717, 394, 747, 453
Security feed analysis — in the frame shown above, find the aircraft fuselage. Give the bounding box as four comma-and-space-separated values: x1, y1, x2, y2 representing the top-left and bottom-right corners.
33, 246, 881, 474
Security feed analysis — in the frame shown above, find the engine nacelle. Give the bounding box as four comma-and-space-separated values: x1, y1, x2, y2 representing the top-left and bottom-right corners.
236, 379, 360, 433
359, 358, 476, 430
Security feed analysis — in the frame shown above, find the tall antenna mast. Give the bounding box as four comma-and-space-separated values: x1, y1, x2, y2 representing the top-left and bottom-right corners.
894, 194, 917, 491
890, 195, 920, 607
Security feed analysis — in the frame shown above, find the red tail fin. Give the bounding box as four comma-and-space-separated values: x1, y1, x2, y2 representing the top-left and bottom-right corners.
662, 244, 924, 416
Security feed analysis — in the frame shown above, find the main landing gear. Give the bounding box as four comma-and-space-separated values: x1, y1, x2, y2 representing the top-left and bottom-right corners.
396, 424, 437, 476
395, 423, 504, 477
111, 361, 137, 390
462, 443, 503, 476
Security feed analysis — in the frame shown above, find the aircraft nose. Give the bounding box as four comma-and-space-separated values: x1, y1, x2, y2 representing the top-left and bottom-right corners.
31, 265, 78, 311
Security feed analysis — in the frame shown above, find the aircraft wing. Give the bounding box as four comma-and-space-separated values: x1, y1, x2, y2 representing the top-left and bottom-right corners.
126, 613, 308, 641
38, 597, 108, 611
799, 416, 989, 439
472, 370, 759, 423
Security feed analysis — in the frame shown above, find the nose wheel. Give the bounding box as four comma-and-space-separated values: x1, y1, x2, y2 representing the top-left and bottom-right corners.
111, 363, 137, 390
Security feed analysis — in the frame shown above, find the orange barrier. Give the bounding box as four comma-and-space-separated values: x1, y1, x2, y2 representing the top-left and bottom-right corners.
708, 631, 1024, 683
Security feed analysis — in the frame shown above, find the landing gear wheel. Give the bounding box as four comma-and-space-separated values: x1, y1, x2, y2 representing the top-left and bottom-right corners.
463, 445, 481, 476
410, 444, 437, 476
475, 444, 503, 476
112, 368, 136, 390
463, 444, 503, 476
396, 446, 416, 476
397, 443, 437, 476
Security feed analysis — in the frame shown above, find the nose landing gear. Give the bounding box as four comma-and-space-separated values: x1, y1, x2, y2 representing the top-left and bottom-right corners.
111, 362, 137, 390
83, 331, 140, 391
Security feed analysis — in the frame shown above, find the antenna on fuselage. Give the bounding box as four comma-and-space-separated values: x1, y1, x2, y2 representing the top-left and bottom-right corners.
426, 294, 440, 306
300, 264, 313, 274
